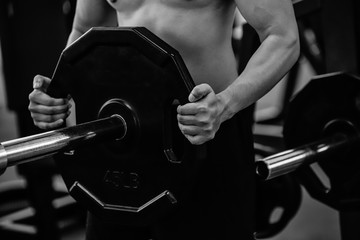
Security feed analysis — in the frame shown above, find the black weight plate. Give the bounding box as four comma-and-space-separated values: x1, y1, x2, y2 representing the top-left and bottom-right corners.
47, 27, 201, 225
283, 72, 360, 211
255, 174, 302, 239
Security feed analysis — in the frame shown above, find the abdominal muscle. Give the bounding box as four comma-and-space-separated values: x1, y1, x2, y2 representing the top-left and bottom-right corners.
109, 0, 239, 93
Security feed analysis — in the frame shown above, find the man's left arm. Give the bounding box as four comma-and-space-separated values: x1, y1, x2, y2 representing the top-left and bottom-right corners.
221, 0, 300, 120
177, 0, 300, 145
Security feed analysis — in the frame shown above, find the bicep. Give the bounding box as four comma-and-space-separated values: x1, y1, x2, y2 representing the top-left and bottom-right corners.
72, 0, 117, 34
234, 0, 297, 41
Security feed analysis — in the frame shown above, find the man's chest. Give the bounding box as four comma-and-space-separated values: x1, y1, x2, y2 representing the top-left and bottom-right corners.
106, 0, 221, 10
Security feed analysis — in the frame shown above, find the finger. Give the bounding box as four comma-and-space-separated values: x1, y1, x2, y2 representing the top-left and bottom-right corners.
188, 84, 212, 102
178, 122, 201, 136
177, 114, 196, 125
33, 75, 51, 92
34, 119, 65, 130
178, 122, 210, 145
177, 114, 208, 127
29, 90, 69, 106
29, 102, 71, 115
184, 134, 206, 145
177, 102, 202, 115
31, 111, 71, 123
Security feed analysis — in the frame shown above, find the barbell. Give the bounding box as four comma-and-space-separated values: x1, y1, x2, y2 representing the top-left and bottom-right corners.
1, 27, 205, 226
0, 115, 126, 174
256, 72, 360, 212
1, 27, 359, 234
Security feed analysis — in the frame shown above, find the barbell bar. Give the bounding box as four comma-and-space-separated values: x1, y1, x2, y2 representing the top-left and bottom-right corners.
256, 119, 359, 180
256, 72, 360, 211
0, 115, 126, 175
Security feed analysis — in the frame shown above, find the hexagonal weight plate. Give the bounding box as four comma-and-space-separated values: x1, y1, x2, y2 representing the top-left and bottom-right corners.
46, 27, 201, 225
283, 72, 360, 211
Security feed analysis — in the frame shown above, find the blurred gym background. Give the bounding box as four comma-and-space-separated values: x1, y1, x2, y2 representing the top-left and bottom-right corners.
0, 0, 359, 239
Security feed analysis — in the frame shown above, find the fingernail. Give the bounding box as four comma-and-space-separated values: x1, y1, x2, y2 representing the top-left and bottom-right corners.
33, 79, 41, 89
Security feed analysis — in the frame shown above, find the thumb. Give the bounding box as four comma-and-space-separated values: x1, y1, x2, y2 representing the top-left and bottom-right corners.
188, 84, 212, 102
33, 75, 51, 92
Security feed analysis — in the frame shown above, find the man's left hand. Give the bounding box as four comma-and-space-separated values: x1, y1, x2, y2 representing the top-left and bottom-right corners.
177, 83, 226, 145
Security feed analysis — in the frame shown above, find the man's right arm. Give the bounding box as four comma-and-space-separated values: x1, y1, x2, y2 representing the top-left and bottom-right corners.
29, 0, 117, 130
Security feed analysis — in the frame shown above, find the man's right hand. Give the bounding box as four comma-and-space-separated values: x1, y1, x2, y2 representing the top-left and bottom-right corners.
28, 75, 72, 130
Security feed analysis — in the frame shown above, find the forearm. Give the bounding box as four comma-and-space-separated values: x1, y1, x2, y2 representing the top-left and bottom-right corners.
220, 31, 300, 121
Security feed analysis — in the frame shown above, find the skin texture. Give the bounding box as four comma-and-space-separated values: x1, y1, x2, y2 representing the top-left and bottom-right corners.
28, 0, 300, 145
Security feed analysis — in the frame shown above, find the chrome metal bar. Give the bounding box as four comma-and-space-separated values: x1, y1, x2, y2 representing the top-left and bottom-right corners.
0, 115, 126, 174
256, 134, 357, 180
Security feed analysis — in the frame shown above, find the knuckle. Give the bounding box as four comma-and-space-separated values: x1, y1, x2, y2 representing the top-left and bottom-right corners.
194, 139, 204, 145
47, 98, 55, 106
177, 114, 183, 122
197, 106, 207, 113
34, 121, 43, 129
203, 125, 213, 134
28, 91, 36, 100
188, 137, 196, 145
42, 125, 51, 130
208, 133, 215, 140
34, 74, 42, 80
31, 114, 39, 121
199, 116, 210, 125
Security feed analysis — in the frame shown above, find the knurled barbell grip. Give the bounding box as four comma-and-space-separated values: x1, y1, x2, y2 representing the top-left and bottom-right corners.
0, 114, 126, 175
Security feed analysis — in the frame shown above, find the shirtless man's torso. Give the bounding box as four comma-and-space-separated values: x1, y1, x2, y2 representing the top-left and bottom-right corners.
74, 0, 238, 93
28, 0, 299, 239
